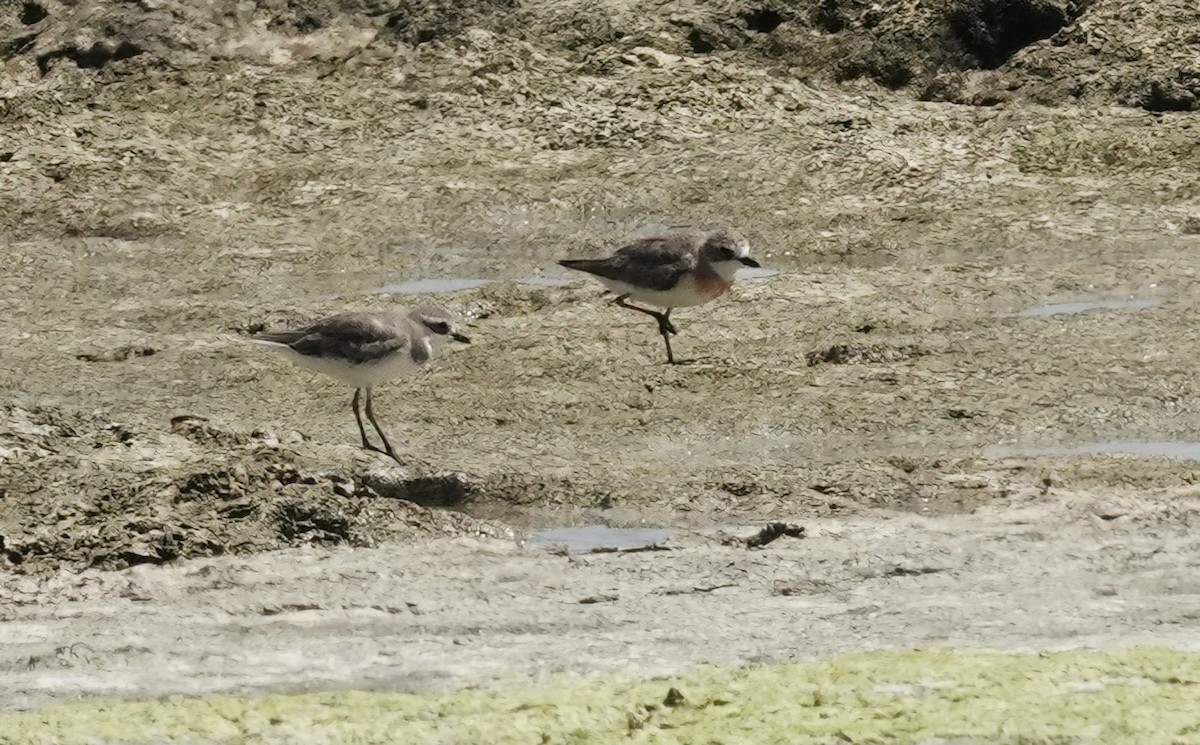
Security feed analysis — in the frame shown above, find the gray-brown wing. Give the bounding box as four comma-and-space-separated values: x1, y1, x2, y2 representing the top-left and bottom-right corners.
561, 234, 698, 292
255, 313, 411, 364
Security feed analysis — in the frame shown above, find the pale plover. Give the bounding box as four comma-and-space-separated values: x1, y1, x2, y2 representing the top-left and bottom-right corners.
559, 230, 761, 364
248, 306, 470, 463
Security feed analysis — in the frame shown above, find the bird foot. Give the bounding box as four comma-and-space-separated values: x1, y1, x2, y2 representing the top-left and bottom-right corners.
363, 443, 405, 465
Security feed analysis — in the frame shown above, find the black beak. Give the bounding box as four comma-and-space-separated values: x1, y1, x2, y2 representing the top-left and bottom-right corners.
451, 332, 471, 344
738, 256, 761, 268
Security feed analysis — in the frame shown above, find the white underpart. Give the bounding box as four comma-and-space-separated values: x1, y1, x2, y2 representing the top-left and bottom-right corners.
710, 258, 744, 283
601, 258, 745, 309
247, 338, 429, 389
599, 275, 707, 308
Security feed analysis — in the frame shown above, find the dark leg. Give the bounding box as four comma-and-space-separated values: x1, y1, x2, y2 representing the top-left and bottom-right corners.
352, 388, 375, 451
363, 387, 403, 464
659, 309, 676, 364
660, 307, 677, 336
354, 388, 391, 456
614, 295, 681, 364
614, 295, 677, 334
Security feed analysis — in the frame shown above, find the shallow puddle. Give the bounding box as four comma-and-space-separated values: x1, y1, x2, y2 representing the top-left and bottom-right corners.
377, 278, 493, 294
528, 526, 674, 552
737, 266, 778, 280
375, 269, 772, 295
1018, 440, 1200, 461
515, 276, 574, 287
1011, 298, 1156, 317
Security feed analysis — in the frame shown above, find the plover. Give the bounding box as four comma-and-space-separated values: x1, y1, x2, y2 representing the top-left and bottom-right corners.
558, 229, 761, 364
247, 306, 470, 464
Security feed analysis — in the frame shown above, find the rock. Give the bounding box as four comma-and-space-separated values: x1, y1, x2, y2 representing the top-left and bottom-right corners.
360, 469, 477, 507
622, 47, 681, 68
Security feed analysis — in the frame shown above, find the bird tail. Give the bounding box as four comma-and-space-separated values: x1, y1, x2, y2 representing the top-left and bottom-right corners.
242, 334, 303, 360
244, 338, 288, 348
247, 330, 304, 346
558, 258, 604, 273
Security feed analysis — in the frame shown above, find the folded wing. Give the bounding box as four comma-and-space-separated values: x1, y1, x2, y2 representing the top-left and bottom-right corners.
253, 313, 411, 364
559, 234, 697, 292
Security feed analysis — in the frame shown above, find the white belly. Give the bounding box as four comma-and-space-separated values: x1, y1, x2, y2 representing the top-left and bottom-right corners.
597, 274, 724, 309
254, 341, 422, 388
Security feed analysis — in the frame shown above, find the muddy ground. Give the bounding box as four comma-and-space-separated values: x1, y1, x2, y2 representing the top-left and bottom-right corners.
2, 0, 1200, 725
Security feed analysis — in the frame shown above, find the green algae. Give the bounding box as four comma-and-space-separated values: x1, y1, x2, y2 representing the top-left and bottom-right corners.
3, 648, 1200, 744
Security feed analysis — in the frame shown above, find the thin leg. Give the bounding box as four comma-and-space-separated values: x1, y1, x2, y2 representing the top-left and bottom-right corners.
614, 295, 680, 364
660, 311, 676, 365
614, 295, 678, 334
364, 387, 403, 464
352, 388, 375, 451
661, 307, 676, 336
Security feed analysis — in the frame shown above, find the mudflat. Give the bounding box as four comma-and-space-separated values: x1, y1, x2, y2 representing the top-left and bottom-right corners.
2, 0, 1200, 737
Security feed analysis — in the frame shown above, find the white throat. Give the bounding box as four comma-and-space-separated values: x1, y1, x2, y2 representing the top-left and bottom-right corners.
710, 259, 743, 282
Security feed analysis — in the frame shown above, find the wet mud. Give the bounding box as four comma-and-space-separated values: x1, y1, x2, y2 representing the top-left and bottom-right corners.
2, 0, 1200, 724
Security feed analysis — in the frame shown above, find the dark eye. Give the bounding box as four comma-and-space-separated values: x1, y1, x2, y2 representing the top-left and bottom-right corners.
428, 321, 450, 334
719, 246, 736, 259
